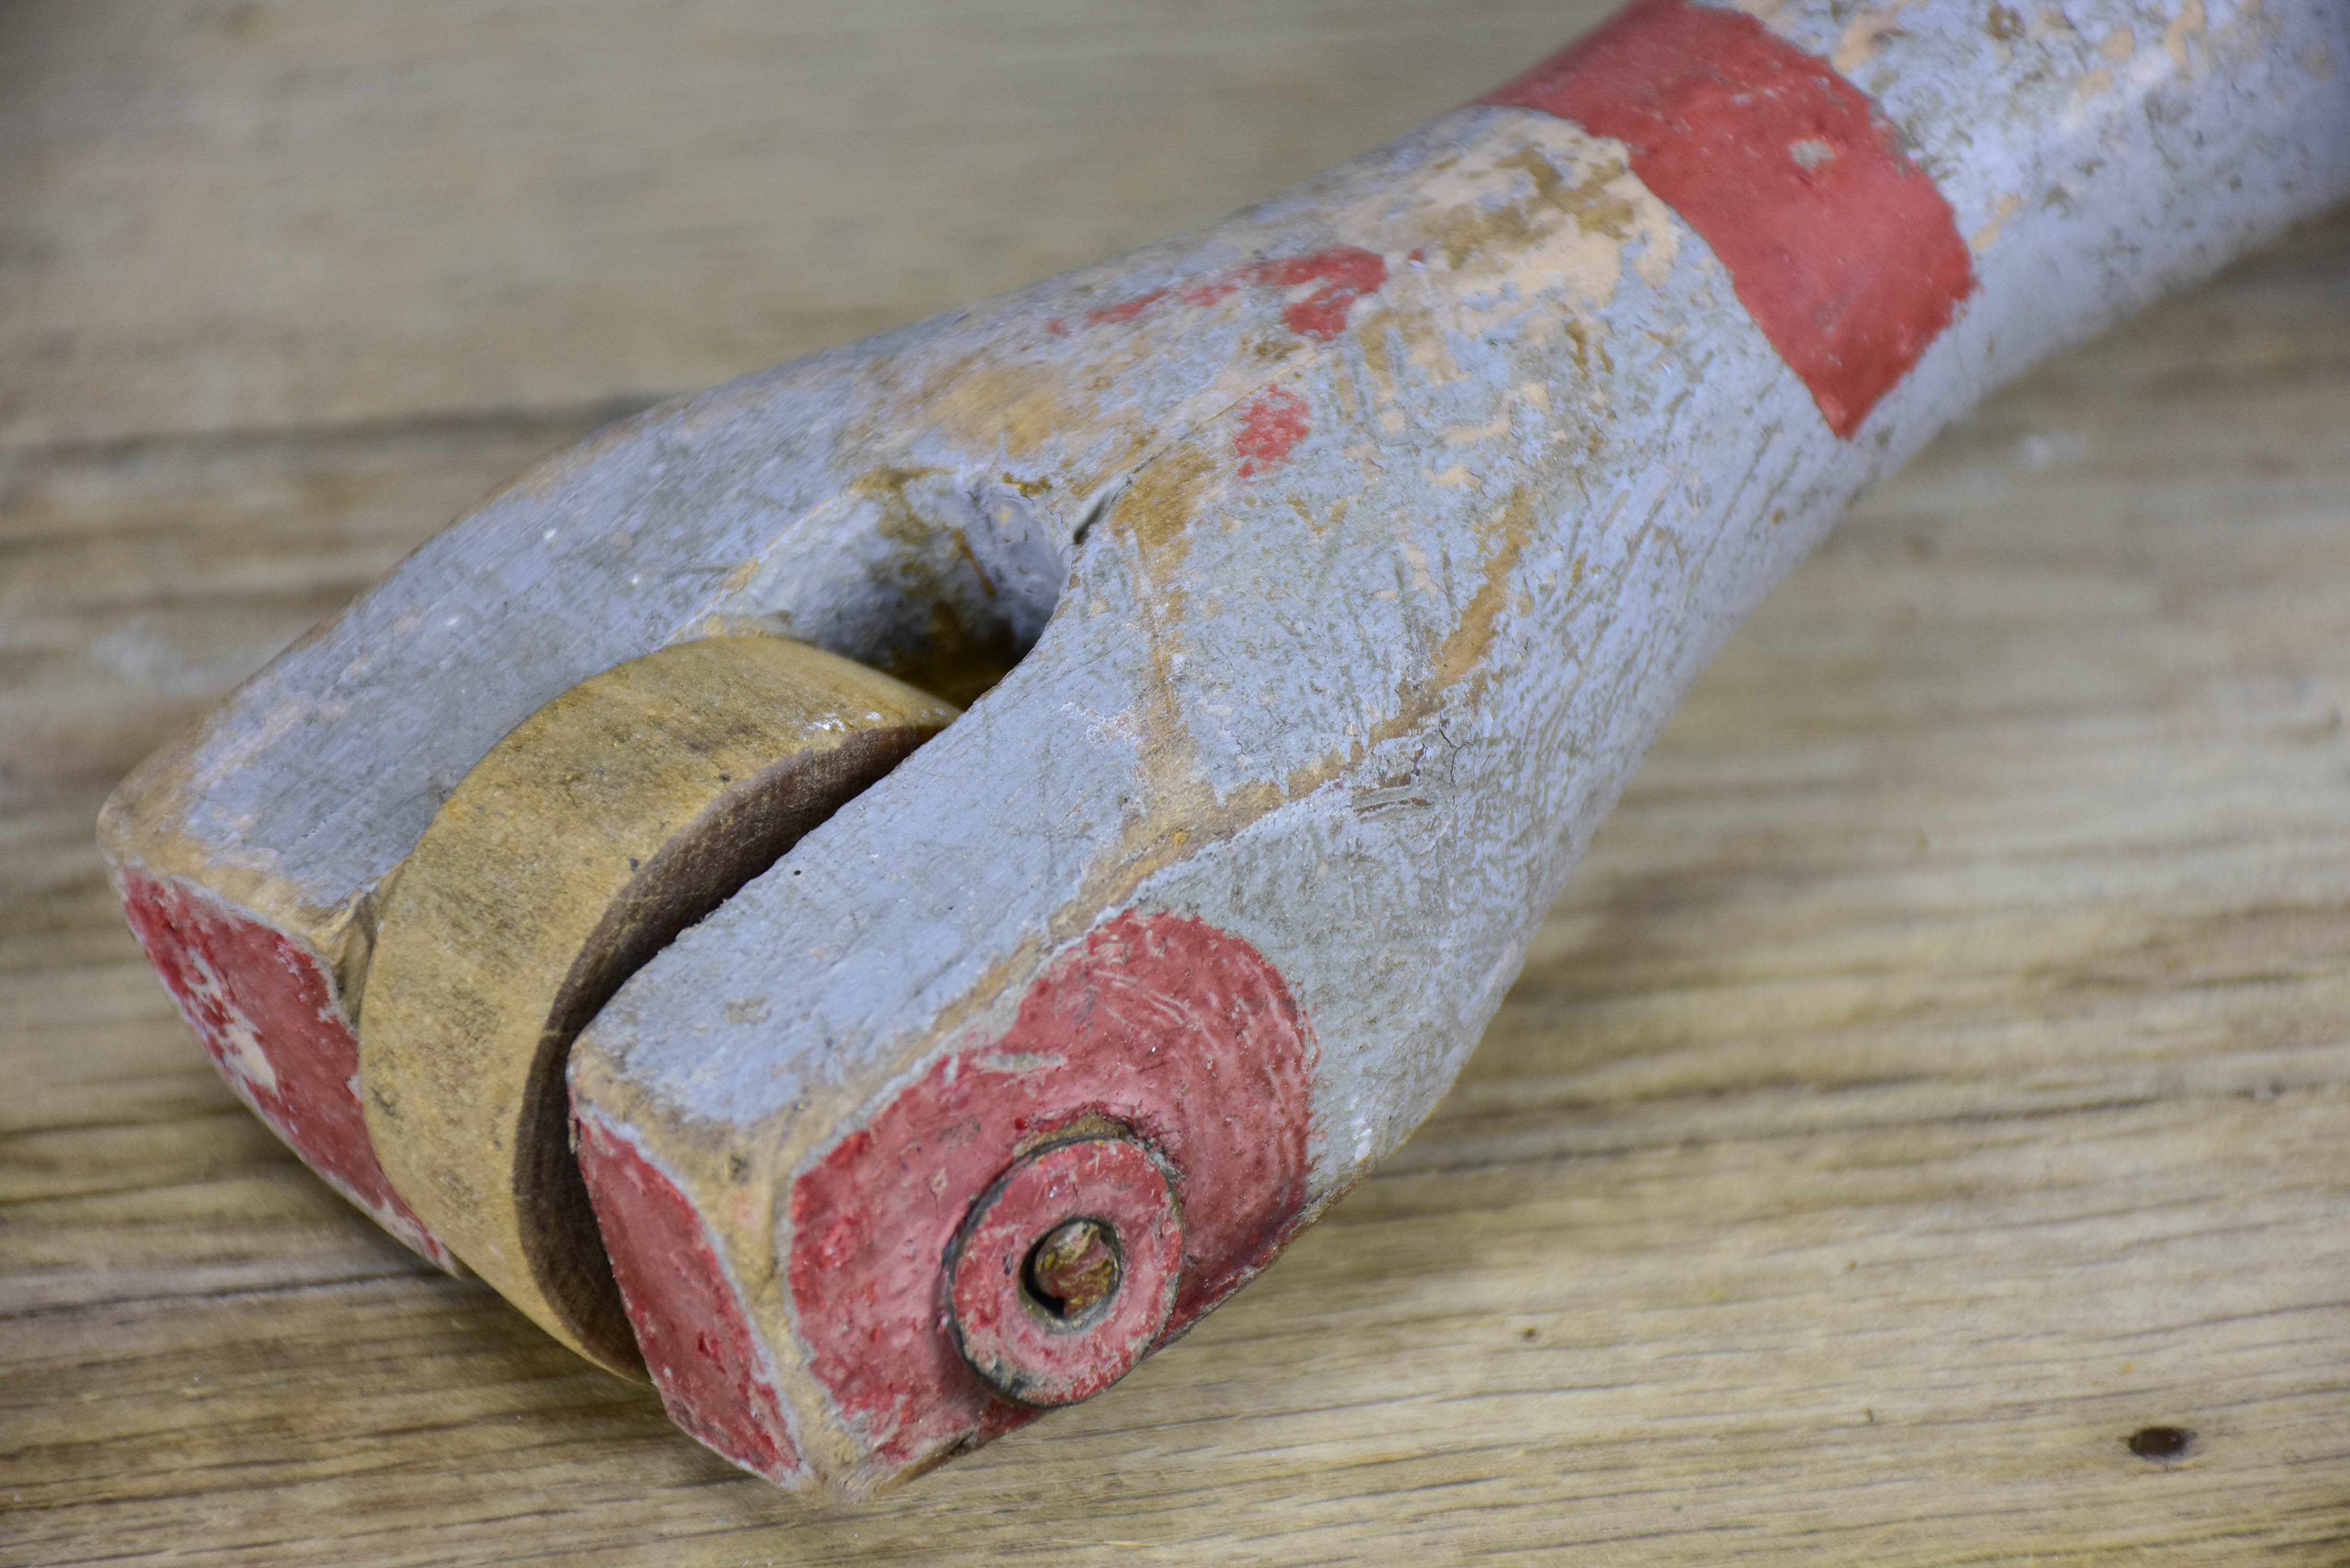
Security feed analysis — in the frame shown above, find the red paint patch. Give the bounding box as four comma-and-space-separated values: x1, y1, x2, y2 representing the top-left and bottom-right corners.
1483, 0, 1972, 436
1082, 246, 1389, 343
1083, 287, 1170, 327
946, 1136, 1183, 1408
1234, 385, 1310, 478
114, 868, 455, 1270
574, 1110, 803, 1484
1249, 247, 1390, 340
1174, 278, 1244, 309
787, 913, 1316, 1481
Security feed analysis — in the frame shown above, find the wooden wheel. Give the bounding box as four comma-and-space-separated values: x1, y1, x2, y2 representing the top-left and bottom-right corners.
358, 636, 955, 1372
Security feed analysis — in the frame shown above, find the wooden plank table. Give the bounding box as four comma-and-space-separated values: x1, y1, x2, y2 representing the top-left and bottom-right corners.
5, 2, 2348, 1561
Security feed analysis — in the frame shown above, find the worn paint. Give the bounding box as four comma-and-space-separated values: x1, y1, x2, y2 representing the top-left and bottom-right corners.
1485, 0, 1974, 436
775, 913, 1313, 1483
115, 867, 454, 1269
1065, 246, 1391, 342
97, 0, 2350, 1498
945, 1135, 1184, 1408
573, 1108, 804, 1484
1233, 386, 1310, 478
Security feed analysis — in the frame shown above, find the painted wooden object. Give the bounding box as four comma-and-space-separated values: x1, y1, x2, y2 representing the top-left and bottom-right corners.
96, 0, 2349, 1503
357, 637, 957, 1375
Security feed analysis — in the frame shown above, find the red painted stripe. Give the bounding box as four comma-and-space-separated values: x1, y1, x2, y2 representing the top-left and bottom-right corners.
1483, 0, 1972, 437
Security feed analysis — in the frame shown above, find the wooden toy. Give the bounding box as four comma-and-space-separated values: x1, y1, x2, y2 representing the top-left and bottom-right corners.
99, 0, 2350, 1501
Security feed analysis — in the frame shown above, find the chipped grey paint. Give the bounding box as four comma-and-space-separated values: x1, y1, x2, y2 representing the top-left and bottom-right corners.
99, 0, 2349, 1495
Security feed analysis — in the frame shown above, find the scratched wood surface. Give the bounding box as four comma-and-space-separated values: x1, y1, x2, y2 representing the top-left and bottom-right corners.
6, 1, 2350, 1562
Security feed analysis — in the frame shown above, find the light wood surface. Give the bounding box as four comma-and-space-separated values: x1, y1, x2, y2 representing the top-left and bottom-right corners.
6, 2, 2350, 1562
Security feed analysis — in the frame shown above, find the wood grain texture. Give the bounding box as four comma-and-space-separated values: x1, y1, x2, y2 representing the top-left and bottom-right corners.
0, 0, 1607, 448
5, 0, 2349, 1560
